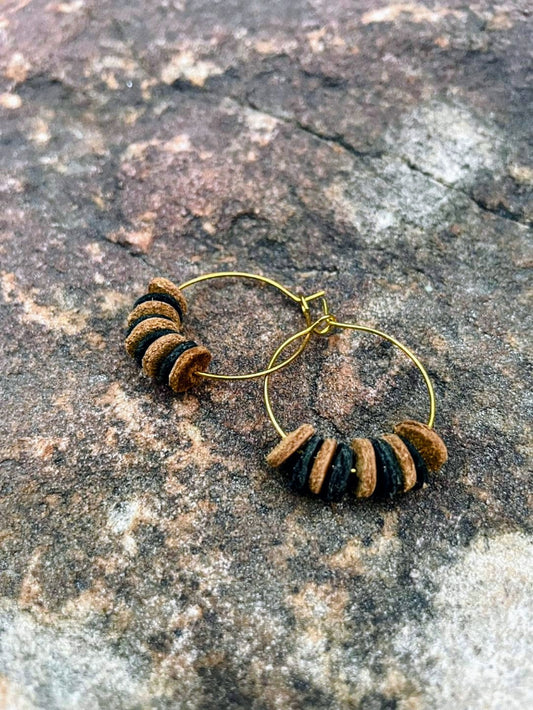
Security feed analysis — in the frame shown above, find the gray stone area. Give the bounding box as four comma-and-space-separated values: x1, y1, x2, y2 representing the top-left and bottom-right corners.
0, 1, 532, 708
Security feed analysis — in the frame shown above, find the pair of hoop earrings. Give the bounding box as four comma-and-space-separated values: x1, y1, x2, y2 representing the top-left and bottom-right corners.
124, 272, 448, 503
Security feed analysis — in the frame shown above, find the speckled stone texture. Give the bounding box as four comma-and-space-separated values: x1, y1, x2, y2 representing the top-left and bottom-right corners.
0, 2, 532, 709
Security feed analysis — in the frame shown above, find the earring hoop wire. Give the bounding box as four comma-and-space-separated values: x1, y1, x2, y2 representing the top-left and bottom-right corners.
178, 271, 327, 381
263, 316, 436, 438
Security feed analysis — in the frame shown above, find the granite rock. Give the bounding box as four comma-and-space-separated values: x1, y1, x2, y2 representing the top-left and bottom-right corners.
0, 1, 532, 708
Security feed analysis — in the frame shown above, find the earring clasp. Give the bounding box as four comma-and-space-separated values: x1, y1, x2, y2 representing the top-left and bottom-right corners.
177, 271, 331, 381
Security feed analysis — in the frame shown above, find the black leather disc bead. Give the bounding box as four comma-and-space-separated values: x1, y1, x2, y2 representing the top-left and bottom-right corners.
156, 341, 198, 384
398, 435, 429, 490
371, 438, 403, 498
281, 435, 322, 494
321, 443, 353, 502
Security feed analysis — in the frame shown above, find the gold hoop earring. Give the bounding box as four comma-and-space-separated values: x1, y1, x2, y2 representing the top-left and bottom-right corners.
124, 271, 328, 392
263, 314, 447, 502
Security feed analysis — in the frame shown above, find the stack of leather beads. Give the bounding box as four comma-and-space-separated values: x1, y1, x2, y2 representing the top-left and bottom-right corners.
125, 277, 212, 392
266, 420, 447, 501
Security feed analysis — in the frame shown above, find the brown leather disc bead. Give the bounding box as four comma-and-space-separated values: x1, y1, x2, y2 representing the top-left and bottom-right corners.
266, 424, 315, 468
127, 300, 182, 328
351, 438, 377, 498
125, 317, 180, 357
308, 438, 337, 495
142, 333, 186, 379
168, 345, 212, 393
381, 433, 417, 492
393, 420, 448, 472
148, 277, 188, 317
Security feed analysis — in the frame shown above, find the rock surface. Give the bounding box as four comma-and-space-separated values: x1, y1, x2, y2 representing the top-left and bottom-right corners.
0, 1, 532, 708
